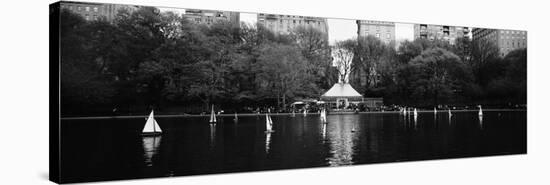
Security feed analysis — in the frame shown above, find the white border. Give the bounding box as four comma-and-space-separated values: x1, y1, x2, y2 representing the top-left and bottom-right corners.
1, 0, 548, 184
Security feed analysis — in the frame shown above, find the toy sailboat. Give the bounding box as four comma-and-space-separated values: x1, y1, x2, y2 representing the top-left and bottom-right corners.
142, 110, 162, 136
320, 109, 327, 123
209, 105, 216, 124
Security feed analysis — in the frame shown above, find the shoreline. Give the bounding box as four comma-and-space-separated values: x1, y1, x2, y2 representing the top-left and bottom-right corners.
60, 109, 527, 120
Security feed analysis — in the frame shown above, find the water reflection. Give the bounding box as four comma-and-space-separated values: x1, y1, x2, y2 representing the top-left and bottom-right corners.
479, 115, 484, 130
413, 114, 418, 129
209, 124, 216, 150
433, 113, 440, 129
142, 136, 161, 166
265, 133, 272, 153
321, 123, 327, 143
326, 115, 357, 166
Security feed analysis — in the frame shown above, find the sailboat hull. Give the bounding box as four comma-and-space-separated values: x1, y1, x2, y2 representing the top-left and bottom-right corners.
141, 132, 162, 136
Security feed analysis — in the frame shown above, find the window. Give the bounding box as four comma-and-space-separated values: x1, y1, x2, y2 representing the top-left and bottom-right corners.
293, 20, 296, 24
387, 33, 390, 39
77, 6, 82, 11
85, 14, 89, 21
85, 6, 90, 11
93, 15, 98, 20
376, 33, 380, 38
93, 7, 98, 12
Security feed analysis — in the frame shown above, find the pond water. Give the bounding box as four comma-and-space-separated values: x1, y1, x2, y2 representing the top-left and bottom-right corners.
59, 110, 526, 183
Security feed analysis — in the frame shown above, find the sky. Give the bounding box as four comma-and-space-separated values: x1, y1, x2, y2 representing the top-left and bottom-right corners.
327, 19, 357, 45
240, 13, 257, 26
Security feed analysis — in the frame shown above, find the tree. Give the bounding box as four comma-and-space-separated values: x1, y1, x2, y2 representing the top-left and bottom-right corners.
291, 26, 333, 90
254, 43, 315, 109
470, 38, 500, 86
486, 48, 527, 104
397, 40, 423, 64
350, 36, 388, 92
60, 10, 115, 113
403, 48, 472, 105
332, 40, 355, 83
185, 21, 242, 110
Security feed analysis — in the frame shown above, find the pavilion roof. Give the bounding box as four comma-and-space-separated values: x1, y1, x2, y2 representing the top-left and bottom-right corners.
320, 83, 363, 99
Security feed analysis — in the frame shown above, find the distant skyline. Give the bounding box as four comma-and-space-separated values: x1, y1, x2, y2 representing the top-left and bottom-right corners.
158, 8, 416, 46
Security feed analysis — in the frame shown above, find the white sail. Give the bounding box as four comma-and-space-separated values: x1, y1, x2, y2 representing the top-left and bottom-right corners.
153, 119, 162, 132
414, 108, 418, 117
434, 107, 437, 115
303, 109, 307, 116
478, 107, 483, 116
210, 105, 216, 123
143, 110, 162, 133
448, 109, 452, 117
265, 114, 272, 132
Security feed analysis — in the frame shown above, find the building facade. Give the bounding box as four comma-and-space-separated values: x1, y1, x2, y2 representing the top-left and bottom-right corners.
184, 9, 240, 27
356, 20, 396, 45
471, 28, 527, 57
257, 13, 329, 36
60, 1, 139, 22
413, 24, 470, 44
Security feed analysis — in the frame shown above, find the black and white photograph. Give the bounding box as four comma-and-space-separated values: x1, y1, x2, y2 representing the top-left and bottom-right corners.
47, 0, 531, 183
6, 0, 550, 184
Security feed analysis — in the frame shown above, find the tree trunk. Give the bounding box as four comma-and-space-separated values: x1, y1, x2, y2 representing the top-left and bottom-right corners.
282, 94, 286, 111
276, 91, 281, 111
